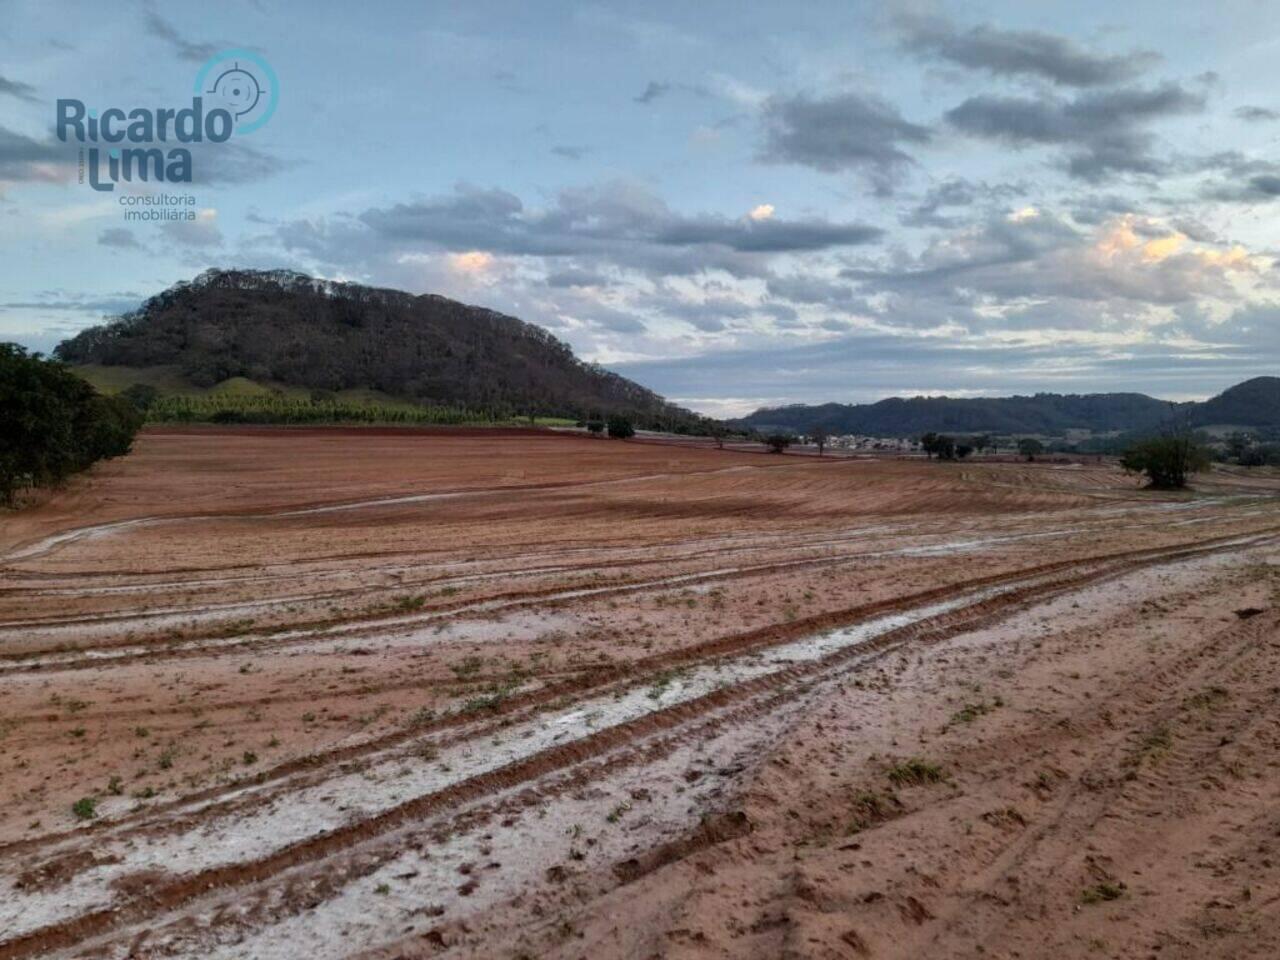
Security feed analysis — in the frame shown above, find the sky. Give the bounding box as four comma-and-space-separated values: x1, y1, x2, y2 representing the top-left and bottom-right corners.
2, 0, 1280, 417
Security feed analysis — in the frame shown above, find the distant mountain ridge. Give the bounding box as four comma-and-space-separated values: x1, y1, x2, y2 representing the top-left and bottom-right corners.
54, 269, 700, 426
733, 378, 1280, 437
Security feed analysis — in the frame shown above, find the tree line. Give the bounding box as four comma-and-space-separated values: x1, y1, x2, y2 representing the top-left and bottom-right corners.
1, 345, 143, 505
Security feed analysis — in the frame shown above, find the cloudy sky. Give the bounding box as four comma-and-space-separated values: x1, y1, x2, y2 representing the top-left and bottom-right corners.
3, 0, 1280, 416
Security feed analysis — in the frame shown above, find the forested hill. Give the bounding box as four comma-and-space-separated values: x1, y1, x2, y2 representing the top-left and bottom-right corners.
54, 269, 699, 426
733, 378, 1280, 436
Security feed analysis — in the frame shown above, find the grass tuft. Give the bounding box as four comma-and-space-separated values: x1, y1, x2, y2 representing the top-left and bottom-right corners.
887, 758, 945, 787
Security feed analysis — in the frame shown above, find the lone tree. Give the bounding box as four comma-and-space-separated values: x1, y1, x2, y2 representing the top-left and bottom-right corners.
921, 433, 957, 460
606, 415, 635, 439
1121, 430, 1210, 489
810, 425, 830, 456
1017, 438, 1044, 462
764, 433, 792, 454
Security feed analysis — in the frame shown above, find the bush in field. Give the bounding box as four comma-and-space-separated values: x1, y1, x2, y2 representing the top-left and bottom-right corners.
585, 419, 605, 435
764, 433, 792, 454
606, 416, 635, 439
1121, 432, 1210, 489
1017, 438, 1044, 461
921, 432, 957, 460
0, 344, 143, 505
71, 796, 97, 820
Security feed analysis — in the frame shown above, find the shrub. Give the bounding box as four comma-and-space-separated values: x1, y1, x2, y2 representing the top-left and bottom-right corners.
921, 433, 959, 460
1017, 438, 1044, 461
606, 416, 635, 439
1121, 432, 1210, 489
71, 796, 97, 820
764, 433, 792, 454
1081, 881, 1125, 904
887, 758, 945, 786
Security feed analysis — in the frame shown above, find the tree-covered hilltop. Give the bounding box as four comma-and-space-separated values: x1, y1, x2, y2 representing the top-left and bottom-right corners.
54, 269, 706, 430
1, 344, 142, 505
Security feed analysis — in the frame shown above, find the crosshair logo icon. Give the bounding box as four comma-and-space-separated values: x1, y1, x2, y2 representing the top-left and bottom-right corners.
194, 49, 278, 134
208, 62, 261, 119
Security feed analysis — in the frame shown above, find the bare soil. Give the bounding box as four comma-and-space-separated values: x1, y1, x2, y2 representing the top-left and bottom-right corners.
1, 426, 1277, 959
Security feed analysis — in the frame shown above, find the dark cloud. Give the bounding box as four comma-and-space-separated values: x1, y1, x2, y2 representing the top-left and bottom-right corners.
1068, 194, 1135, 225
1207, 173, 1280, 203
0, 293, 142, 313
143, 8, 219, 63
160, 215, 223, 248
894, 13, 1159, 87
1172, 302, 1280, 355
766, 275, 863, 306
187, 140, 289, 185
900, 177, 1026, 228
1168, 217, 1219, 244
98, 228, 142, 249
1233, 105, 1279, 122
945, 83, 1204, 181
281, 181, 882, 278
634, 81, 670, 104
758, 92, 931, 195
584, 305, 646, 333
0, 75, 38, 104
0, 124, 66, 182
647, 293, 756, 333
761, 303, 799, 327
845, 209, 1082, 292
633, 81, 708, 105
1197, 154, 1280, 203
545, 268, 613, 288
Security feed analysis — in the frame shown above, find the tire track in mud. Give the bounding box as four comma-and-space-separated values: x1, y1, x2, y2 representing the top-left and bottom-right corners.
1, 530, 1274, 960
0, 518, 909, 607
900, 601, 1280, 957
6, 494, 1265, 646
1, 527, 1275, 865
78, 671, 825, 960
7, 516, 1270, 674
0, 513, 906, 630
1, 460, 821, 565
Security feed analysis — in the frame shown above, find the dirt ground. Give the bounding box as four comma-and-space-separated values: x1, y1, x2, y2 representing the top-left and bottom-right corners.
1, 426, 1278, 960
